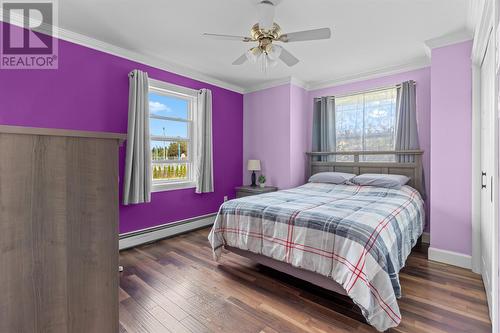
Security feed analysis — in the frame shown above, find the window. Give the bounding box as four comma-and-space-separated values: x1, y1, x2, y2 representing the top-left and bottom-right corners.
149, 79, 198, 191
335, 88, 397, 161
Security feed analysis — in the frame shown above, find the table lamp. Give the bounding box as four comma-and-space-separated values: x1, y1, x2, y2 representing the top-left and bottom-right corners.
247, 160, 261, 187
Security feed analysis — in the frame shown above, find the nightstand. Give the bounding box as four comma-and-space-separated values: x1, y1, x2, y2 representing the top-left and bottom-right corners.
235, 185, 278, 198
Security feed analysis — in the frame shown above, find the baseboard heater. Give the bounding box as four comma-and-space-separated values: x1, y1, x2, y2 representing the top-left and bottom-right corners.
119, 212, 217, 250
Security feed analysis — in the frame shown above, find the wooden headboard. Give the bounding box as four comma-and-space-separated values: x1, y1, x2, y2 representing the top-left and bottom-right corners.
306, 150, 424, 196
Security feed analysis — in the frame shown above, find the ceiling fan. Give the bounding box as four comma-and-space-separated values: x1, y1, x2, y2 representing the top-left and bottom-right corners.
202, 0, 332, 71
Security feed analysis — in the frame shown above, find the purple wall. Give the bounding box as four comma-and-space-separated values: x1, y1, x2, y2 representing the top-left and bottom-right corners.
308, 68, 432, 229
430, 41, 473, 255
0, 29, 243, 234
0, 20, 474, 254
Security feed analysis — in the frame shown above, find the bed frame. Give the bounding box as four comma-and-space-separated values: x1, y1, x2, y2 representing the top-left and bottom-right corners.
307, 150, 424, 196
224, 150, 425, 296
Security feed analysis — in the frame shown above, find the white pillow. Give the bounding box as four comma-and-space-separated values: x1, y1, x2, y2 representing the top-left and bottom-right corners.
308, 172, 356, 184
351, 174, 410, 190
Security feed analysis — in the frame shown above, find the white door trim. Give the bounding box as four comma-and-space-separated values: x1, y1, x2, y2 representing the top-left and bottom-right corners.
472, 0, 494, 277
472, 0, 494, 276
472, 62, 482, 275
471, 1, 498, 332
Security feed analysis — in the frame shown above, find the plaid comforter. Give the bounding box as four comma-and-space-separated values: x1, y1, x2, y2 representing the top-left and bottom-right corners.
208, 183, 425, 331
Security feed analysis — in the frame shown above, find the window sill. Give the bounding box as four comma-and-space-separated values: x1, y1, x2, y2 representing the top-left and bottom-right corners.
152, 181, 196, 193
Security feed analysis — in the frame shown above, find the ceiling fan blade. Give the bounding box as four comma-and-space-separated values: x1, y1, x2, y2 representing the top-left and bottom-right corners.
257, 1, 275, 30
203, 33, 253, 42
232, 53, 248, 65
279, 28, 332, 43
279, 47, 299, 67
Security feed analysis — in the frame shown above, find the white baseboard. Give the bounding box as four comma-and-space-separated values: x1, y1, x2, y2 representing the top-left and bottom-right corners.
421, 232, 430, 244
428, 247, 472, 269
119, 212, 217, 250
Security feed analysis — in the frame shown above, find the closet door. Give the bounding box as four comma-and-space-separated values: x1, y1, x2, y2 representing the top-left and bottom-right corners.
480, 31, 497, 322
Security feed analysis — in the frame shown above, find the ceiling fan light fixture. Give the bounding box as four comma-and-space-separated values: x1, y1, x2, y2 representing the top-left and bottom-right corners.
246, 47, 262, 63
267, 44, 282, 61
245, 46, 278, 72
257, 53, 277, 72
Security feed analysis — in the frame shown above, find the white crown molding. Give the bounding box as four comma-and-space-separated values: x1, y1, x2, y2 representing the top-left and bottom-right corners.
243, 76, 305, 94
1, 8, 472, 96
424, 29, 474, 58
2, 10, 311, 95
306, 58, 430, 92
243, 77, 292, 93
245, 58, 431, 93
0, 13, 246, 94
60, 29, 246, 93
290, 77, 308, 90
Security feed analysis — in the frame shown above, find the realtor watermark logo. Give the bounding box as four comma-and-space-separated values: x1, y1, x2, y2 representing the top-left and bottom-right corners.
1, 0, 58, 69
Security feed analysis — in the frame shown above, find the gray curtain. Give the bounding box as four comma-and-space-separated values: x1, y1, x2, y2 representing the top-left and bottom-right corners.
312, 97, 336, 161
195, 88, 214, 194
395, 80, 426, 199
123, 69, 152, 205
395, 81, 419, 162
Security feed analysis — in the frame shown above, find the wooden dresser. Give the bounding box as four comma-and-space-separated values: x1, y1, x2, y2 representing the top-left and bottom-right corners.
0, 125, 125, 333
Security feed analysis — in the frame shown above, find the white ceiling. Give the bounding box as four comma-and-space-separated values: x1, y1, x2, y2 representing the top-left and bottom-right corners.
59, 0, 470, 92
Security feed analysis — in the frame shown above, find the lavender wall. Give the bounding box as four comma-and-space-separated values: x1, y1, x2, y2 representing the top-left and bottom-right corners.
290, 84, 309, 187
243, 83, 309, 189
244, 69, 431, 227
243, 85, 291, 188
243, 60, 475, 249
308, 68, 432, 228
0, 30, 243, 234
430, 41, 473, 255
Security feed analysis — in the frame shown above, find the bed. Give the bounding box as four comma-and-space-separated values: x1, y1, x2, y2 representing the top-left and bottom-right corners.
208, 150, 425, 331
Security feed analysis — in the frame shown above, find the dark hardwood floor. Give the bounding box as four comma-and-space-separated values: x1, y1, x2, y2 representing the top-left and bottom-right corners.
119, 228, 491, 333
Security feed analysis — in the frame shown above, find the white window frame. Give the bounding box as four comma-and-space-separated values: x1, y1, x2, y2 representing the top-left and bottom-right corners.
148, 78, 198, 192
334, 86, 398, 161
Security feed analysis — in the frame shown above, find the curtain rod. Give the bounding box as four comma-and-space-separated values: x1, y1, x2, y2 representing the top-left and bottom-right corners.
313, 80, 416, 100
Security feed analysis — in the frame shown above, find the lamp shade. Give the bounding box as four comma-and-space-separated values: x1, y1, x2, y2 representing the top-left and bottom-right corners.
247, 159, 261, 171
